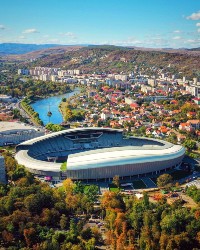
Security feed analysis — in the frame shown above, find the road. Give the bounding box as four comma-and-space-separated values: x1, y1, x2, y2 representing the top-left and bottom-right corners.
15, 101, 40, 126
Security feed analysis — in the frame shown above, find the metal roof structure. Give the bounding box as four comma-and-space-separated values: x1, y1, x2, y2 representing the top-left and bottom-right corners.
15, 127, 185, 179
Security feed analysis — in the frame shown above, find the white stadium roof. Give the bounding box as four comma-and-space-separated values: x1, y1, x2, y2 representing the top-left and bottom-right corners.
15, 144, 185, 172
15, 127, 185, 176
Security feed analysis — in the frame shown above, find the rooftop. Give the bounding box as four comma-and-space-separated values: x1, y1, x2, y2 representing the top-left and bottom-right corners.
0, 121, 43, 133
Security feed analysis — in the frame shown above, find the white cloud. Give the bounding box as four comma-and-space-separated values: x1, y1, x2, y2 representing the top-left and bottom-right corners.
173, 30, 181, 33
184, 38, 200, 44
22, 28, 39, 34
0, 24, 6, 30
196, 23, 200, 27
172, 36, 181, 40
18, 35, 26, 39
61, 32, 77, 39
111, 37, 142, 46
198, 28, 200, 33
186, 11, 200, 20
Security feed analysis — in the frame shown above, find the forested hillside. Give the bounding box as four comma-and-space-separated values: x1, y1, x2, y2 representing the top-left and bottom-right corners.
25, 46, 200, 79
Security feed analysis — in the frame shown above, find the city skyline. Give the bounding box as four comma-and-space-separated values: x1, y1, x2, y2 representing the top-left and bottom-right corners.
0, 0, 200, 48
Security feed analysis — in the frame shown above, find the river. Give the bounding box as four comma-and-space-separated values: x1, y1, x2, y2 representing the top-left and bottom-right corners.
31, 88, 80, 125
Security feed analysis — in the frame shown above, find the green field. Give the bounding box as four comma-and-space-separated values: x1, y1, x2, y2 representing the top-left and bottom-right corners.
109, 184, 121, 192
132, 180, 146, 189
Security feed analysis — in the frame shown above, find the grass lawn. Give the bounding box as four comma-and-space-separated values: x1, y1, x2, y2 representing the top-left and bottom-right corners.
109, 183, 121, 192
132, 180, 146, 189
84, 184, 99, 192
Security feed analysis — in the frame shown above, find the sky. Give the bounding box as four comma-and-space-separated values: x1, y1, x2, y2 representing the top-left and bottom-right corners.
0, 0, 200, 48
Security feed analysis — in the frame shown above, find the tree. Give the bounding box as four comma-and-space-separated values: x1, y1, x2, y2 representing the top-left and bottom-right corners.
81, 228, 92, 241
183, 140, 197, 151
85, 237, 96, 250
157, 174, 173, 188
84, 185, 99, 202
60, 214, 68, 230
101, 191, 125, 211
23, 228, 37, 247
74, 181, 84, 194
63, 178, 75, 195
113, 175, 120, 189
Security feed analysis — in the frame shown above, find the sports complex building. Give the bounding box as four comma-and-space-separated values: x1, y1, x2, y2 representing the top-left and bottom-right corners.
15, 128, 185, 182
0, 122, 44, 146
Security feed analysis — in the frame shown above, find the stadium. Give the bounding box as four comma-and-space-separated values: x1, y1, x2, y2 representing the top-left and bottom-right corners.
15, 127, 185, 181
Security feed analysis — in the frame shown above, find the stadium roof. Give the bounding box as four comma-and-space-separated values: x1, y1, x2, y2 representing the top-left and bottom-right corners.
15, 127, 185, 174
67, 144, 185, 170
18, 127, 122, 145
15, 144, 185, 172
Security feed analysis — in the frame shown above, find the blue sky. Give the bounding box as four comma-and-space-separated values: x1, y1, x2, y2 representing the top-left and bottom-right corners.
0, 0, 199, 48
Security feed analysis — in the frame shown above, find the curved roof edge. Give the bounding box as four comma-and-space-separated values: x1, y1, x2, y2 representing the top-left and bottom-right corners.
17, 127, 123, 146
15, 145, 185, 172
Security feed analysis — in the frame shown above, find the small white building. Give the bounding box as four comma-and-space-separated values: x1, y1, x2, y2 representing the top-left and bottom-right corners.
100, 112, 113, 120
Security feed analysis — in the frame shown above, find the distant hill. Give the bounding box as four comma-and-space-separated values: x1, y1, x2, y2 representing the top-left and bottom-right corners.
1, 45, 200, 79
14, 46, 198, 79
188, 47, 200, 51
1, 46, 84, 61
0, 43, 78, 55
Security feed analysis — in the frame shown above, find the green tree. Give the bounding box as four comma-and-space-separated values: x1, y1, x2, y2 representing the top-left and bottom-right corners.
85, 237, 96, 250
60, 214, 68, 230
157, 174, 173, 188
183, 140, 197, 151
84, 185, 99, 202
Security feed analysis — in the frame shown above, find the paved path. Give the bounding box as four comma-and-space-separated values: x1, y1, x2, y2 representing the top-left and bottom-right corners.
141, 177, 157, 188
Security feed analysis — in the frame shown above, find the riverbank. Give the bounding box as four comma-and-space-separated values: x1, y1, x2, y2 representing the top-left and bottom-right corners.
20, 99, 43, 126
29, 87, 74, 104
30, 87, 81, 125
59, 88, 86, 123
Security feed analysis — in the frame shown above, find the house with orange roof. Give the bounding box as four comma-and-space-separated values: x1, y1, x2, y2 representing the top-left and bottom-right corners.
170, 100, 178, 105
187, 111, 196, 118
0, 113, 13, 121
177, 134, 186, 143
159, 126, 169, 134
172, 110, 181, 114
110, 120, 120, 128
179, 122, 194, 132
187, 120, 200, 130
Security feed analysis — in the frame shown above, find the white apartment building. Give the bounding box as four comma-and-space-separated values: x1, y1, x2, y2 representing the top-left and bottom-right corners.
186, 84, 200, 97
148, 79, 157, 87
114, 74, 128, 81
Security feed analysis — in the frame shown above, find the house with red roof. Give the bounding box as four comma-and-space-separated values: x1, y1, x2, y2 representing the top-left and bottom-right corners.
187, 120, 200, 130
179, 122, 194, 132
193, 98, 200, 105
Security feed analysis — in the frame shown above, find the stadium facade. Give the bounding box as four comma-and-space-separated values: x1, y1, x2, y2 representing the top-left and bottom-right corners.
15, 128, 185, 181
